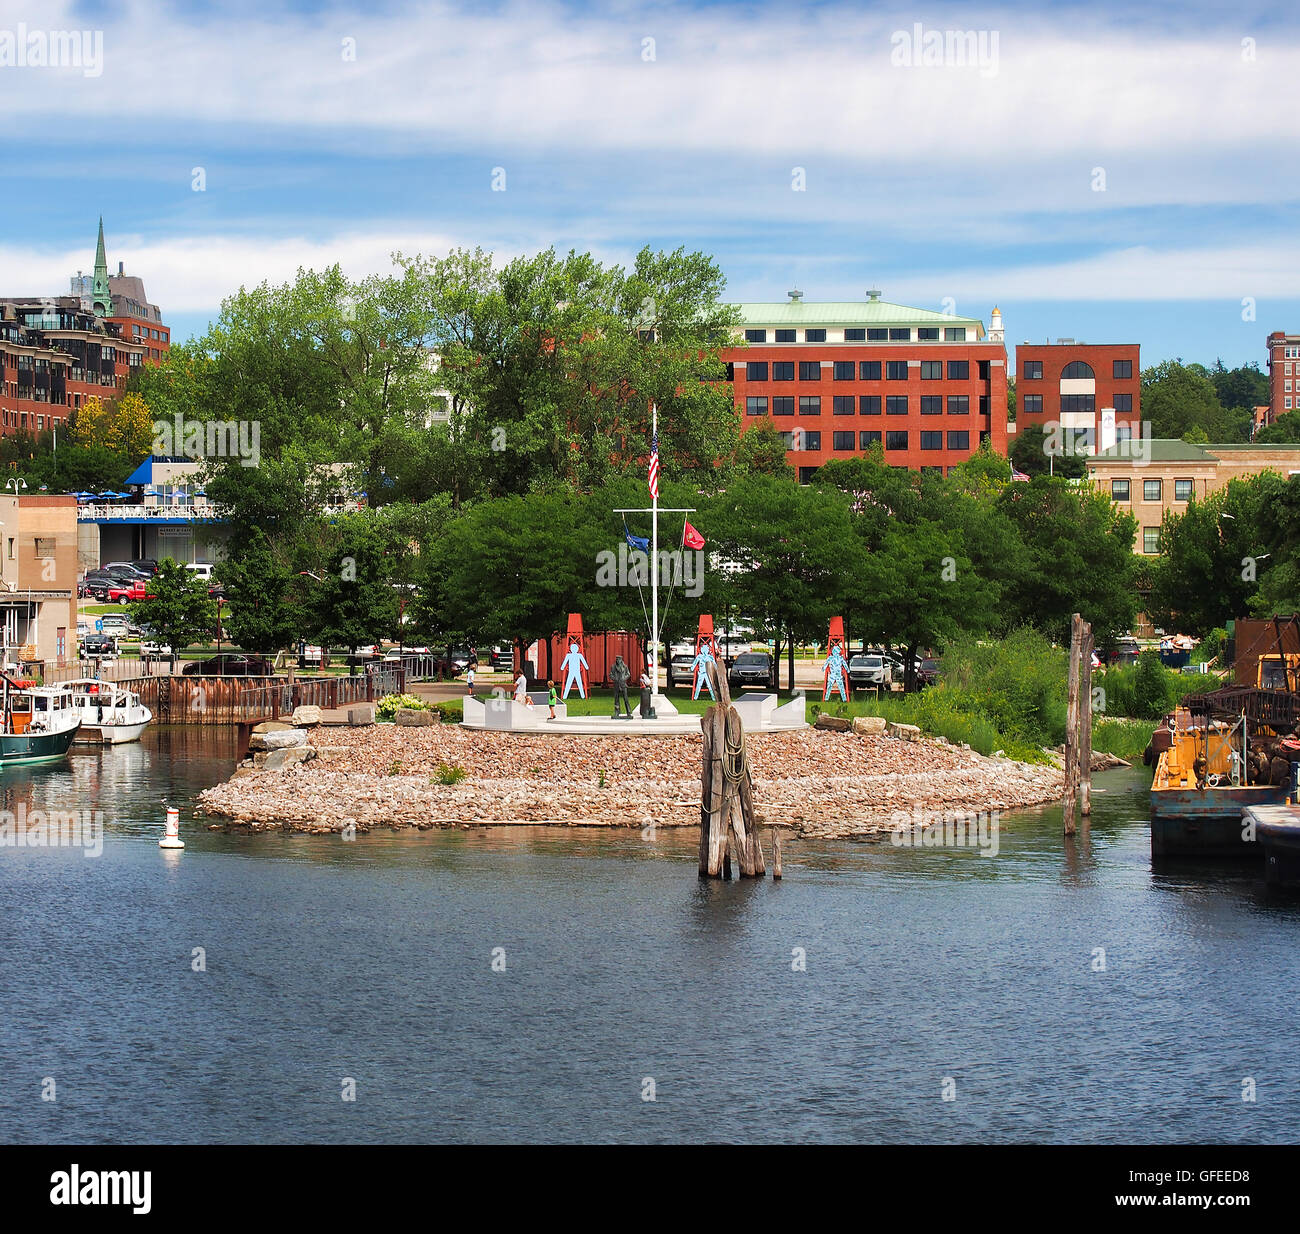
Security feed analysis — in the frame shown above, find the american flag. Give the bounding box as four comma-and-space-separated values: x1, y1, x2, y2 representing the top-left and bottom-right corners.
648, 431, 659, 499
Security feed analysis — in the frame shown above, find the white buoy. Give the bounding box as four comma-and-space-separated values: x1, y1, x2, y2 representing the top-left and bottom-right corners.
159, 806, 185, 849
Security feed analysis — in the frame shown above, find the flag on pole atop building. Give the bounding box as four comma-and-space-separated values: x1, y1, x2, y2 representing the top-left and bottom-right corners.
648, 431, 660, 499
683, 520, 705, 550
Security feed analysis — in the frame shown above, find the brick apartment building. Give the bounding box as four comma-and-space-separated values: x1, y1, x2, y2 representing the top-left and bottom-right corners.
1264, 331, 1300, 424
1012, 340, 1141, 450
0, 219, 169, 438
725, 291, 1008, 479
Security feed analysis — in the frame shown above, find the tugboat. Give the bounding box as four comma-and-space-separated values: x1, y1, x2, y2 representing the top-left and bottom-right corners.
0, 670, 82, 766
65, 678, 153, 744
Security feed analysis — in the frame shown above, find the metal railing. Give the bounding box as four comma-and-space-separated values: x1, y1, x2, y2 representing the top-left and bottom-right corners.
77, 503, 220, 522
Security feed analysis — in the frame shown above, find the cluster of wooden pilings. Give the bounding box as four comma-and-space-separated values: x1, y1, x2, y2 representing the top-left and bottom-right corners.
698, 663, 781, 879
1063, 611, 1094, 836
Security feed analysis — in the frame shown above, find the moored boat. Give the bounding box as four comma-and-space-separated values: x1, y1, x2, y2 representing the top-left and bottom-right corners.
0, 672, 82, 767
65, 678, 153, 745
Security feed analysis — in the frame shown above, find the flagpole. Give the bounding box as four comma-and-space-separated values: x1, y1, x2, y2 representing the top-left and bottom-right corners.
650, 400, 659, 716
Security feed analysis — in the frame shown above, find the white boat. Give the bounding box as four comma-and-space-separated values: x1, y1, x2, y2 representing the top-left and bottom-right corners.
1, 673, 82, 766
66, 678, 153, 744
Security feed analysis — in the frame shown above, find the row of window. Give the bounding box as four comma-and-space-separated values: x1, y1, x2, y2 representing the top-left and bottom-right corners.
129, 324, 169, 342
1021, 393, 1133, 413
746, 395, 978, 416
0, 410, 64, 430
782, 430, 972, 452
744, 359, 980, 382
1022, 359, 1133, 380
1112, 478, 1195, 503
745, 326, 969, 344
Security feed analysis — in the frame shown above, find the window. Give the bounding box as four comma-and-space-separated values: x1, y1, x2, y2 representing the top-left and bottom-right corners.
1143, 479, 1162, 502
944, 327, 967, 341
885, 430, 908, 451
867, 328, 887, 341
1117, 425, 1133, 442
772, 396, 794, 416
1113, 393, 1132, 412
859, 360, 881, 380
832, 430, 855, 450
746, 396, 768, 415
7, 538, 14, 559
799, 395, 821, 415
947, 395, 969, 415
832, 395, 855, 415
1022, 394, 1043, 414
832, 361, 855, 380
799, 361, 822, 380
947, 430, 970, 450
1062, 360, 1095, 379
844, 328, 866, 341
886, 395, 908, 415
889, 327, 910, 341
917, 327, 939, 341
35, 537, 55, 556
801, 431, 821, 451
920, 360, 943, 380
1023, 360, 1043, 379
1143, 527, 1160, 554
1113, 359, 1132, 379
920, 431, 943, 450
798, 466, 819, 484
860, 430, 882, 448
1174, 479, 1193, 501
805, 329, 826, 343
979, 395, 989, 415
779, 432, 796, 449
978, 360, 990, 380
1060, 394, 1095, 413
775, 329, 796, 343
886, 360, 908, 380
773, 362, 794, 381
746, 361, 768, 381
947, 360, 969, 380
920, 396, 942, 414
745, 329, 767, 343
859, 395, 881, 415
1111, 479, 1130, 501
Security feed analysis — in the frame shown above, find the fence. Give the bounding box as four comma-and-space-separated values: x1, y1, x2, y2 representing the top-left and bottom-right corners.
99, 666, 407, 724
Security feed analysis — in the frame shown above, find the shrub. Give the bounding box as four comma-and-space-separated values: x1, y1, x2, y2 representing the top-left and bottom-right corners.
434, 762, 466, 785
1133, 651, 1173, 719
376, 692, 429, 720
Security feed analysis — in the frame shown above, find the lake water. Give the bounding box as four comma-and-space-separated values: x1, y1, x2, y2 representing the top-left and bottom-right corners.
1, 728, 1296, 1144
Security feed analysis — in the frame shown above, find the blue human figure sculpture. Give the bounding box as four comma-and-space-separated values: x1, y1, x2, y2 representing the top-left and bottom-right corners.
692, 642, 717, 700
560, 640, 589, 699
823, 643, 849, 702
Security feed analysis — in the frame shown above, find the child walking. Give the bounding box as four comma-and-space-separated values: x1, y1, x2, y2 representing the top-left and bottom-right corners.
547, 679, 558, 719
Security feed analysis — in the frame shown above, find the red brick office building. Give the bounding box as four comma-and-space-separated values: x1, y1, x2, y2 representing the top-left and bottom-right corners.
1013, 340, 1141, 449
1264, 331, 1300, 424
725, 291, 1008, 480
0, 220, 169, 438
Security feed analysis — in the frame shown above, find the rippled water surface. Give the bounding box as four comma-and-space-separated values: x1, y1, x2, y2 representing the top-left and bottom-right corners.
1, 727, 1296, 1143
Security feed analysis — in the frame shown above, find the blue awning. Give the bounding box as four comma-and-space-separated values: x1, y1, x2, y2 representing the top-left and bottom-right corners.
124, 456, 191, 486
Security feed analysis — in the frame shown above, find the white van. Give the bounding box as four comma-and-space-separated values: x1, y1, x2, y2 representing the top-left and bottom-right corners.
185, 562, 215, 581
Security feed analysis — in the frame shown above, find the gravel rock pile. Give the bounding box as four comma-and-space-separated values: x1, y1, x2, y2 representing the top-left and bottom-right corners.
197, 724, 1066, 838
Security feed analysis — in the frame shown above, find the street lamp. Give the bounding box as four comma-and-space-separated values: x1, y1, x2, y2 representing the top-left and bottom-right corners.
5, 478, 27, 495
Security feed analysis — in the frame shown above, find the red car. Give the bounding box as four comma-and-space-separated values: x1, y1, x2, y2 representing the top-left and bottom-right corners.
106, 580, 153, 603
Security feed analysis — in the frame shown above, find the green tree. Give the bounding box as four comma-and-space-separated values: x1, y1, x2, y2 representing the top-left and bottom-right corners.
1142, 360, 1236, 440
216, 530, 304, 656
127, 560, 217, 659
1254, 410, 1300, 444
1210, 358, 1268, 416
1010, 424, 1085, 479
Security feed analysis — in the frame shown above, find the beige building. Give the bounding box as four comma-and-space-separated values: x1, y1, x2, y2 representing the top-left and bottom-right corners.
0, 493, 79, 668
1087, 440, 1300, 554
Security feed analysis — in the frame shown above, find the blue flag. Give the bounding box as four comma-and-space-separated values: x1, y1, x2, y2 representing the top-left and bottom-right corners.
625, 529, 649, 552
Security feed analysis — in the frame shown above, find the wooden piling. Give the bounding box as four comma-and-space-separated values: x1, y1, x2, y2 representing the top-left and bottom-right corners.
1080, 619, 1094, 819
1064, 612, 1081, 836
773, 831, 783, 880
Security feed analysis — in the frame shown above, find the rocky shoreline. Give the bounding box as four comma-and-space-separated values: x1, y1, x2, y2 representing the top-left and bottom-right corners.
197, 723, 1072, 840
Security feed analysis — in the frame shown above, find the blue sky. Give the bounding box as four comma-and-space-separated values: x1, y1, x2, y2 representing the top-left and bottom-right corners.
2, 0, 1297, 370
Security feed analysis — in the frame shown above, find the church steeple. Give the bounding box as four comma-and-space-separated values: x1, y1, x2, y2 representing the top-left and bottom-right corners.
92, 217, 112, 317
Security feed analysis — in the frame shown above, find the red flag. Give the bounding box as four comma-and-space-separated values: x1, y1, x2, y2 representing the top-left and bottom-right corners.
683, 520, 705, 550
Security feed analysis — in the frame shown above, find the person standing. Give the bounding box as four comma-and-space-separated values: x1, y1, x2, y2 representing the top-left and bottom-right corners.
514, 669, 528, 705
466, 663, 475, 695
548, 680, 558, 719
609, 655, 632, 718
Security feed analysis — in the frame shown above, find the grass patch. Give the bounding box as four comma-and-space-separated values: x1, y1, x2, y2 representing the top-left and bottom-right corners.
1091, 717, 1152, 762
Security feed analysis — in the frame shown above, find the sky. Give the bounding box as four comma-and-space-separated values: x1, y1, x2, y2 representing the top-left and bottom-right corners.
1, 0, 1296, 369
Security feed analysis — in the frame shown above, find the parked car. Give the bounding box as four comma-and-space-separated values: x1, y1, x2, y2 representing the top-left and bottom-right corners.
666, 644, 695, 688
140, 640, 173, 657
130, 559, 159, 575
489, 644, 512, 671
728, 651, 775, 690
848, 654, 891, 689
916, 658, 941, 688
80, 569, 114, 599
182, 655, 274, 676
347, 645, 384, 668
80, 633, 117, 660
102, 562, 150, 582
98, 614, 130, 636
383, 645, 431, 662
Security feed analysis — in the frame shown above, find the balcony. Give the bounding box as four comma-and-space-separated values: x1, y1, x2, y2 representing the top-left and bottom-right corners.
77, 503, 223, 524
